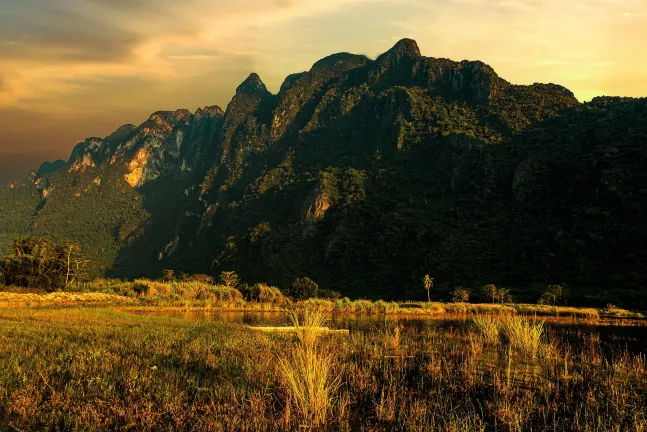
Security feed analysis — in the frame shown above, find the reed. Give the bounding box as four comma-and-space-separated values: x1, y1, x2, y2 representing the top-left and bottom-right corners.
501, 316, 546, 357
472, 314, 501, 344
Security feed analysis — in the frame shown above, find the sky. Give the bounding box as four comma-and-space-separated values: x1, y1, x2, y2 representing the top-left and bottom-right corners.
0, 0, 645, 182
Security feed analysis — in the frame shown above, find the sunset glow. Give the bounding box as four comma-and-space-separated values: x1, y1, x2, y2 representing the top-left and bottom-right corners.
0, 0, 645, 181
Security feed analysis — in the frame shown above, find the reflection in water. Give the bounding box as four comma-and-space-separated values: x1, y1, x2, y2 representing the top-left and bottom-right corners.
127, 309, 647, 355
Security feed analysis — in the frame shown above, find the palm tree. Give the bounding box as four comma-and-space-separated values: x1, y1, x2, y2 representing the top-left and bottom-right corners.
423, 274, 434, 302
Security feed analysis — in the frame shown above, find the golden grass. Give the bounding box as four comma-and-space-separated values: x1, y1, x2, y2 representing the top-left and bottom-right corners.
0, 291, 134, 307
0, 283, 640, 322
1, 307, 646, 431
278, 345, 339, 427
472, 315, 501, 345
290, 309, 328, 348
278, 308, 340, 427
501, 316, 546, 357
473, 314, 547, 357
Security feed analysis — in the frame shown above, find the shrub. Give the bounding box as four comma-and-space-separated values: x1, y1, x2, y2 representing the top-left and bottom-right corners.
133, 279, 172, 297
197, 285, 242, 302
258, 284, 287, 303
451, 286, 470, 303
240, 283, 287, 303
317, 289, 341, 300
132, 281, 150, 297
288, 277, 319, 300
239, 283, 257, 301
182, 273, 215, 284
161, 269, 176, 282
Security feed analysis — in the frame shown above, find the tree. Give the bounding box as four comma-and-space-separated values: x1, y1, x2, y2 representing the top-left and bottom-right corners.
60, 241, 91, 286
483, 284, 508, 304
423, 274, 434, 302
161, 269, 177, 282
0, 236, 92, 291
219, 271, 240, 288
538, 284, 568, 305
451, 286, 470, 303
288, 277, 318, 300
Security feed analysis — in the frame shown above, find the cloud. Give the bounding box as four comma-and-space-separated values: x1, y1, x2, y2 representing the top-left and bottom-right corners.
0, 8, 141, 63
0, 0, 645, 181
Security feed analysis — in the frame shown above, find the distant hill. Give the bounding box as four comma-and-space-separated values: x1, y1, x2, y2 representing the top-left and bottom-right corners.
1, 39, 645, 306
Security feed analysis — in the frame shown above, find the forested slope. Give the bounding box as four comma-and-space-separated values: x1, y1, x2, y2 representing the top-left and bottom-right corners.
1, 39, 644, 306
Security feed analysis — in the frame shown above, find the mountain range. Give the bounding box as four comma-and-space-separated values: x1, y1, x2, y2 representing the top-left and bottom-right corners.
1, 39, 645, 306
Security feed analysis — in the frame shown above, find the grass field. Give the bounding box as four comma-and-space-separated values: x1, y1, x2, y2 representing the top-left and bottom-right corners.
1, 307, 646, 431
2, 287, 643, 320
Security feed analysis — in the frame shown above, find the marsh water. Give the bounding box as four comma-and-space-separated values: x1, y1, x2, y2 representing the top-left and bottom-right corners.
131, 309, 647, 355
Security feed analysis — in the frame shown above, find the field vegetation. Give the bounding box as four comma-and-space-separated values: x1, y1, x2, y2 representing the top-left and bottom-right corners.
1, 307, 646, 431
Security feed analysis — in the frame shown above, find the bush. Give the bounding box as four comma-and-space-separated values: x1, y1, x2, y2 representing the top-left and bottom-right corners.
240, 283, 287, 303
132, 281, 150, 297
161, 269, 176, 282
288, 277, 319, 300
196, 285, 242, 302
451, 286, 470, 303
317, 289, 341, 300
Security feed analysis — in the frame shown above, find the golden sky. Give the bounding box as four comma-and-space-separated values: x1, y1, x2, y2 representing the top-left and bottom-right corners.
0, 0, 645, 181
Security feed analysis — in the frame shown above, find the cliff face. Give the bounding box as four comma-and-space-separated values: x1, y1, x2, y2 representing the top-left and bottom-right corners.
2, 39, 645, 305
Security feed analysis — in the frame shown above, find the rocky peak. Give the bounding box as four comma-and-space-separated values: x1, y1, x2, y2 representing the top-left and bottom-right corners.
236, 73, 271, 98
36, 160, 66, 178
376, 38, 421, 63
68, 138, 104, 172
279, 72, 306, 94
140, 109, 192, 136
148, 109, 192, 125
310, 53, 370, 75
195, 105, 225, 120
106, 124, 137, 142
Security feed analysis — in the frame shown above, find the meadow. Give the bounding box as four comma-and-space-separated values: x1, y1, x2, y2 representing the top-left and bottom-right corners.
1, 306, 646, 431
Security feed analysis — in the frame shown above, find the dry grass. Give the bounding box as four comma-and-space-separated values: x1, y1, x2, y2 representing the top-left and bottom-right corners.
473, 314, 547, 357
501, 316, 546, 357
290, 309, 328, 348
278, 345, 339, 427
472, 315, 501, 344
279, 308, 339, 427
2, 282, 638, 321
0, 291, 134, 307
0, 307, 646, 431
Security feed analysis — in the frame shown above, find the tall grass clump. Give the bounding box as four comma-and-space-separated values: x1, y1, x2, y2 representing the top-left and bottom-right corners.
501, 316, 545, 357
473, 315, 501, 344
278, 343, 338, 427
279, 309, 339, 427
290, 309, 328, 348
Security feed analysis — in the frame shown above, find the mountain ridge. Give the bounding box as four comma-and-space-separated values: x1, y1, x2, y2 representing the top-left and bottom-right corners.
1, 39, 645, 306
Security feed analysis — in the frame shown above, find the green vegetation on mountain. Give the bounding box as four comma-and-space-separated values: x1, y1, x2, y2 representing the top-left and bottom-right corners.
0, 39, 645, 307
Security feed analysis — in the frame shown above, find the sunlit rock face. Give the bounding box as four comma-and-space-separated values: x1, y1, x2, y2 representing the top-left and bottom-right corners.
58, 107, 225, 190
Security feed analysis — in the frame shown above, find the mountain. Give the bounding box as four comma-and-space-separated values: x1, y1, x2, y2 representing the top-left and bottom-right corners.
1, 39, 645, 306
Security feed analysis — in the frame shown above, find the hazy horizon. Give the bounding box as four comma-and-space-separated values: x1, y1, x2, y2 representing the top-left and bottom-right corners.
1, 0, 645, 183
